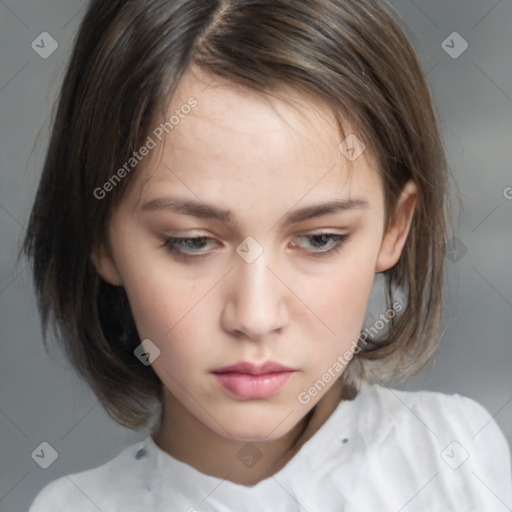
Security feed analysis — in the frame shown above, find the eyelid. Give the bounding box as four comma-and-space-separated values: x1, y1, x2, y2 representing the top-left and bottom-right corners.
291, 232, 349, 255
161, 231, 350, 259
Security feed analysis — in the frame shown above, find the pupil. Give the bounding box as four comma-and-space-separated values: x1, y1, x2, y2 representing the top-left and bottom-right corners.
187, 238, 205, 249
312, 234, 328, 247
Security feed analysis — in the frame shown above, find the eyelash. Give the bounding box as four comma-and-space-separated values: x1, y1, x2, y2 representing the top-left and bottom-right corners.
162, 232, 349, 259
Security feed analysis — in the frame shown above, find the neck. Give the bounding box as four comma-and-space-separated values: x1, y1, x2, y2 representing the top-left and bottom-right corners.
152, 380, 348, 486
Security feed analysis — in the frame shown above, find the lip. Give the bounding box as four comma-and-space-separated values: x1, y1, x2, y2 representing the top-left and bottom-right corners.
212, 361, 296, 399
212, 361, 296, 375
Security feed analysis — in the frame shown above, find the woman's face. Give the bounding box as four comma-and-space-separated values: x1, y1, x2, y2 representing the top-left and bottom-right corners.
93, 67, 416, 442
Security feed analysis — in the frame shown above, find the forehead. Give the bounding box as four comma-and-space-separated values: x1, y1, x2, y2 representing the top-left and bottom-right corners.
173, 70, 340, 158
128, 66, 382, 208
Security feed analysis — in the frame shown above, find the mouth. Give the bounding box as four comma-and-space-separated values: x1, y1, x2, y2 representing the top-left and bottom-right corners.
212, 361, 297, 399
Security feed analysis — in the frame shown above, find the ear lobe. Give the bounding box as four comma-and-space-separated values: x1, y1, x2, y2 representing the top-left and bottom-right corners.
90, 243, 124, 286
375, 180, 418, 273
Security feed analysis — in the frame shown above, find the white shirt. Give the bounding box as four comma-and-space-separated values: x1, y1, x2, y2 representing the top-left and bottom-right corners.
29, 382, 512, 511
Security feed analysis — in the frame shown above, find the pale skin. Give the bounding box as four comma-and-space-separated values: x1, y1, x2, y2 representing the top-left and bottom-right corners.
92, 66, 417, 486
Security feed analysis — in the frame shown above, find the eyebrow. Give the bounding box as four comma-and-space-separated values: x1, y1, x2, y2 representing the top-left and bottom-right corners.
141, 197, 369, 227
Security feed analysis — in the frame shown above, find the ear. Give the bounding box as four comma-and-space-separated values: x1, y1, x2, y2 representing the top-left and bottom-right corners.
375, 180, 418, 273
90, 242, 124, 286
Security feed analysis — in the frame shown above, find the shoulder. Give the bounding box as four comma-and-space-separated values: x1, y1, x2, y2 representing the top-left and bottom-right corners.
361, 383, 512, 506
28, 439, 150, 512
367, 382, 509, 447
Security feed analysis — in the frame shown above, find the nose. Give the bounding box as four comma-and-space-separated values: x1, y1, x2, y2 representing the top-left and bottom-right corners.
221, 247, 289, 341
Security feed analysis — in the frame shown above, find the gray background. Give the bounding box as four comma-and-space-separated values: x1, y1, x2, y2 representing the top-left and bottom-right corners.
1, 0, 511, 510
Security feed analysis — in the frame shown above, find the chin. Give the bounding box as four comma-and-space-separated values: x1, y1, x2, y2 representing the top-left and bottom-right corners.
210, 410, 300, 443
223, 428, 291, 443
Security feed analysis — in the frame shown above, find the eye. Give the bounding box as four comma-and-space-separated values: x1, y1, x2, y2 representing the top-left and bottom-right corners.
162, 236, 218, 257
162, 232, 349, 260
290, 232, 349, 256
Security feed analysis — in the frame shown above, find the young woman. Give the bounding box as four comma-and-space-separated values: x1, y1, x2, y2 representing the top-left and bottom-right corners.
26, 0, 511, 510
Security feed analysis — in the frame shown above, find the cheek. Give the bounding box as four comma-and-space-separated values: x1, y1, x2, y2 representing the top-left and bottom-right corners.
140, 300, 215, 400
312, 273, 375, 362
127, 277, 204, 342
115, 239, 200, 333
295, 260, 377, 380
298, 242, 379, 333
121, 260, 215, 372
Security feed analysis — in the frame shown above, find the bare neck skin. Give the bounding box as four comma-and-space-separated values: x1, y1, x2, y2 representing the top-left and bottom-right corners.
152, 379, 348, 486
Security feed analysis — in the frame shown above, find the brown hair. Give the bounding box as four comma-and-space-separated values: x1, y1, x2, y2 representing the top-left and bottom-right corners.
23, 0, 450, 430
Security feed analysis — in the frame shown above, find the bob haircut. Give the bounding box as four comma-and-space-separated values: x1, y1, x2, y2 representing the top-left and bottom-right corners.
23, 0, 450, 430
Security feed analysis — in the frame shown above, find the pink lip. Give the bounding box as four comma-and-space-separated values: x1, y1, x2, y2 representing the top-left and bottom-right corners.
212, 361, 296, 399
